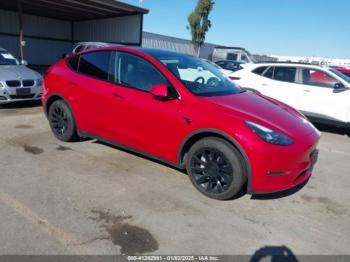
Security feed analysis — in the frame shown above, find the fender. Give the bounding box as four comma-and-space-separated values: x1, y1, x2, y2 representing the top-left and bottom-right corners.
177, 128, 253, 193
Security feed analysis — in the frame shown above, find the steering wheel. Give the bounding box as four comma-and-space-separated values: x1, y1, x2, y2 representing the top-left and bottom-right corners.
194, 77, 205, 85
207, 77, 220, 87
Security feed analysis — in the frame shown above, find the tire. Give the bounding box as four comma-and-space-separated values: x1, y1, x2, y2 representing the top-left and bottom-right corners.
48, 100, 78, 142
186, 137, 247, 200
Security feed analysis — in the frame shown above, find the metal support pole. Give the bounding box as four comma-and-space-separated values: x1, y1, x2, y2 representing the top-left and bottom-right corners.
17, 0, 24, 62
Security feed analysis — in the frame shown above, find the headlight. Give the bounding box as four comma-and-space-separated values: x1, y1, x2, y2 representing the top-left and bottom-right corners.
36, 79, 43, 86
246, 121, 293, 146
0, 82, 3, 88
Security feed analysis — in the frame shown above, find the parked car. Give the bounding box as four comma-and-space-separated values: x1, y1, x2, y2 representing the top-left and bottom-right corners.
335, 67, 350, 78
215, 60, 245, 72
72, 42, 118, 54
212, 47, 256, 63
230, 63, 350, 128
43, 47, 320, 200
203, 59, 233, 77
0, 48, 43, 104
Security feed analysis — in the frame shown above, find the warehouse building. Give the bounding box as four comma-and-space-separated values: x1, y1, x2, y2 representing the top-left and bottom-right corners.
143, 31, 217, 59
0, 0, 148, 68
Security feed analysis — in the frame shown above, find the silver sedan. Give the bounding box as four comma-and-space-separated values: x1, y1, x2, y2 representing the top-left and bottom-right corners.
0, 48, 42, 104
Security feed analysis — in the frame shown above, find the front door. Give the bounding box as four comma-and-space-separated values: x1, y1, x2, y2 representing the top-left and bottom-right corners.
296, 67, 350, 123
105, 51, 185, 162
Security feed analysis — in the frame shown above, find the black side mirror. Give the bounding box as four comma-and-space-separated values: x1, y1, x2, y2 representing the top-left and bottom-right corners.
334, 82, 345, 90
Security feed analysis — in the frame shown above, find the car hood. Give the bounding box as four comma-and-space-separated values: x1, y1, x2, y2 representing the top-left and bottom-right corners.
0, 65, 41, 80
205, 91, 316, 138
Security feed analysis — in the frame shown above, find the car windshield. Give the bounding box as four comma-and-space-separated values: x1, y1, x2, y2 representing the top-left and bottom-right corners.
330, 68, 350, 84
0, 51, 19, 65
147, 51, 242, 97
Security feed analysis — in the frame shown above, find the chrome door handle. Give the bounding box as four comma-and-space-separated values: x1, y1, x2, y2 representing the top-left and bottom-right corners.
303, 90, 311, 92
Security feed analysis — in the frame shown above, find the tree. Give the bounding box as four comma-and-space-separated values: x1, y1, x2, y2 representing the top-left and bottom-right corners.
187, 0, 215, 57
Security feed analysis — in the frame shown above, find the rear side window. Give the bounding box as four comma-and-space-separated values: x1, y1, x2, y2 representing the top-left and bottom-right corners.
273, 67, 296, 83
68, 56, 79, 71
252, 66, 267, 75
264, 67, 274, 79
79, 51, 112, 80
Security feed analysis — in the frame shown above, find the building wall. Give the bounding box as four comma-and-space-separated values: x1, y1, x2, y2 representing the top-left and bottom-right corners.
0, 9, 143, 65
0, 9, 72, 65
74, 15, 142, 44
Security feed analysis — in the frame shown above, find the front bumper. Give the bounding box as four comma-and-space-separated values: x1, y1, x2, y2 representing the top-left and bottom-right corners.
247, 130, 320, 194
0, 85, 43, 104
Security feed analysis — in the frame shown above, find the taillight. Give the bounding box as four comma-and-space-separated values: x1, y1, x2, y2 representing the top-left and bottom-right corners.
229, 76, 241, 80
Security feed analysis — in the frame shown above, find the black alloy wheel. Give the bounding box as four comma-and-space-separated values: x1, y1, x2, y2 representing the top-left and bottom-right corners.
186, 137, 247, 200
48, 100, 78, 142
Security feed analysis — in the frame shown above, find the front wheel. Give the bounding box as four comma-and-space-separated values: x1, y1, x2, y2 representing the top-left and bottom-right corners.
186, 137, 247, 200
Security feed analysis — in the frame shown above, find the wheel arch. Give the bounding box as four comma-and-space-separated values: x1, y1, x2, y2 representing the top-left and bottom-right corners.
45, 93, 66, 116
178, 129, 253, 193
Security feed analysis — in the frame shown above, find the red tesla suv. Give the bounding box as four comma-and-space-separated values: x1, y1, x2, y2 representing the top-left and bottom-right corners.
42, 47, 320, 200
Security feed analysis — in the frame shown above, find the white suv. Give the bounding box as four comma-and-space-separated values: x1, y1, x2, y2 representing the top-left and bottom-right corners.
230, 63, 350, 127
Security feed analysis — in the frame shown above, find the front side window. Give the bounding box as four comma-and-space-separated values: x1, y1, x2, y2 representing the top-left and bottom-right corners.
144, 51, 241, 97
0, 51, 19, 66
303, 68, 338, 88
78, 51, 112, 80
114, 52, 167, 92
273, 67, 296, 83
329, 69, 350, 85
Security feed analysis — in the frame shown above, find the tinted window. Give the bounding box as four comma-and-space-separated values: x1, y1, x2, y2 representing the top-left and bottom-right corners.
114, 52, 167, 92
227, 53, 238, 60
79, 51, 111, 80
143, 51, 241, 97
264, 67, 274, 79
273, 67, 296, 83
68, 55, 79, 71
216, 61, 226, 67
252, 66, 267, 75
241, 54, 249, 63
302, 68, 338, 88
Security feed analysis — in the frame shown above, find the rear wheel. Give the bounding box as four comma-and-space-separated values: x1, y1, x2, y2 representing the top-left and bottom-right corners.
48, 100, 78, 142
186, 137, 247, 200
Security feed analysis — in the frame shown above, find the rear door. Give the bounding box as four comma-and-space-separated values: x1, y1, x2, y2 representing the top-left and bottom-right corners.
253, 66, 301, 108
66, 50, 120, 136
296, 67, 350, 122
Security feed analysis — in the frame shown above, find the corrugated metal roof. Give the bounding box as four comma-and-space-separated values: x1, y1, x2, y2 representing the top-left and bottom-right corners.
0, 0, 148, 21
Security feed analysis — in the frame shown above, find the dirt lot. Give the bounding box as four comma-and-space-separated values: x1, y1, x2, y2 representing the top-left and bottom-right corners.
0, 101, 349, 256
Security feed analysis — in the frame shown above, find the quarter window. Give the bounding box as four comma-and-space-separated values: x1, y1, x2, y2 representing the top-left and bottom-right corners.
114, 52, 167, 92
68, 55, 79, 71
78, 51, 112, 80
252, 66, 268, 75
302, 68, 338, 88
273, 67, 296, 83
